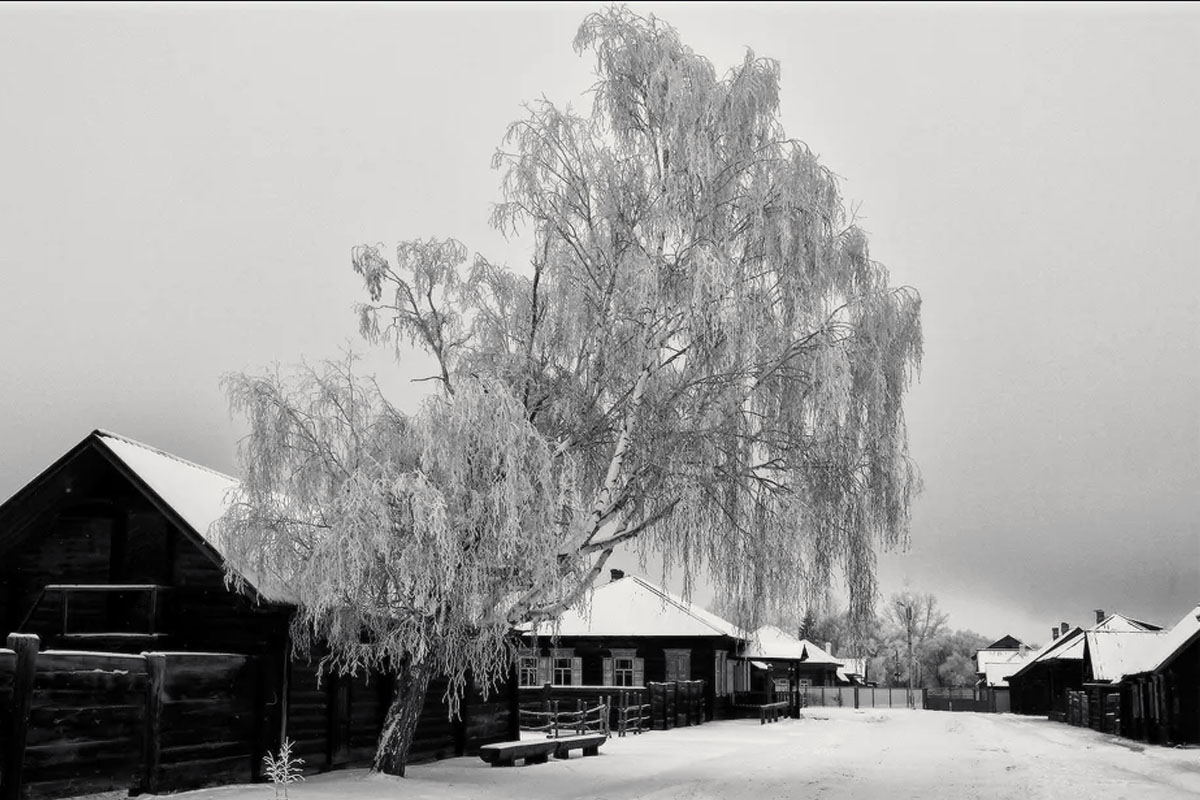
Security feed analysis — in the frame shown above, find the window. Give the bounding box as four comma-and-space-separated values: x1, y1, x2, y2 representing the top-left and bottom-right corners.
518, 654, 540, 688
664, 648, 691, 682
603, 648, 644, 687
550, 648, 581, 686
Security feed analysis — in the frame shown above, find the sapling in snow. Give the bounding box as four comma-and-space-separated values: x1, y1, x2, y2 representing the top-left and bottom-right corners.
262, 738, 305, 799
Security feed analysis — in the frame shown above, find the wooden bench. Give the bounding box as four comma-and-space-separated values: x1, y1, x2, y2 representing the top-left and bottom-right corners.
478, 734, 608, 767
551, 733, 607, 759
760, 701, 789, 725
478, 739, 560, 767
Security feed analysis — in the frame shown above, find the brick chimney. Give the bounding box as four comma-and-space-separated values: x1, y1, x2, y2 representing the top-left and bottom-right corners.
1094, 609, 1105, 624
610, 568, 625, 582
1051, 627, 1060, 640
825, 641, 833, 657
1060, 622, 1069, 636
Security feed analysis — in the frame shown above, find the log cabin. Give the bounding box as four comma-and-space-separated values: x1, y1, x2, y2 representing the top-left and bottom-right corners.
0, 429, 518, 790
518, 570, 744, 724
736, 625, 842, 708
1006, 611, 1160, 720
1119, 604, 1200, 745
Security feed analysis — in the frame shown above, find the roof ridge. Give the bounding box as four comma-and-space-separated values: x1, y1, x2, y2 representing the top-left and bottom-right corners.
628, 575, 733, 637
93, 429, 239, 483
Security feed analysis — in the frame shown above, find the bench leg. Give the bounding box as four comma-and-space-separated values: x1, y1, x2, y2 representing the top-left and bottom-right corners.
582, 746, 599, 757
491, 759, 513, 767
526, 752, 549, 765
554, 749, 570, 759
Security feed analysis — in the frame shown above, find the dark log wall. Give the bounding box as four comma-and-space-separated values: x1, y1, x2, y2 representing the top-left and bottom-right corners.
1165, 641, 1200, 743
153, 653, 258, 791
0, 648, 11, 789
0, 647, 271, 800
22, 651, 146, 800
285, 660, 517, 770
284, 658, 331, 770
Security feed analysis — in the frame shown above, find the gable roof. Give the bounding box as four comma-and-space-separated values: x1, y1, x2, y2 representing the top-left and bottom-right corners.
531, 575, 744, 639
0, 429, 289, 604
1128, 604, 1200, 677
1084, 630, 1169, 682
1005, 612, 1160, 682
981, 634, 1024, 651
836, 657, 867, 683
738, 625, 842, 666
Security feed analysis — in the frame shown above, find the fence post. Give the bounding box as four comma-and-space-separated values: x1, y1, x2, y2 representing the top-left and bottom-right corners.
142, 653, 166, 794
854, 685, 860, 710
1, 633, 39, 800
552, 700, 560, 738
577, 698, 584, 735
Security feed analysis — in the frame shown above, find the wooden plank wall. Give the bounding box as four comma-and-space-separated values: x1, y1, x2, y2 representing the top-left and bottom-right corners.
0, 649, 16, 791
153, 653, 257, 791
21, 650, 146, 800
0, 643, 263, 800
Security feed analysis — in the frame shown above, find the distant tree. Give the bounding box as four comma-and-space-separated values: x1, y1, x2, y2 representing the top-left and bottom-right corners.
881, 591, 947, 686
925, 629, 990, 688
218, 6, 922, 774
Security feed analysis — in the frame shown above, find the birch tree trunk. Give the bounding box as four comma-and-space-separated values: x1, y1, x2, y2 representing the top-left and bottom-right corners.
374, 655, 434, 776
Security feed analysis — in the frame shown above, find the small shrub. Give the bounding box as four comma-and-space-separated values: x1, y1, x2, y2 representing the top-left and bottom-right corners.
263, 738, 305, 799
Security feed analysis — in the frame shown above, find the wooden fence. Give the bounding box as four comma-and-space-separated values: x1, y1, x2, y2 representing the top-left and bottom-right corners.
519, 698, 611, 738
519, 681, 706, 734
0, 634, 262, 800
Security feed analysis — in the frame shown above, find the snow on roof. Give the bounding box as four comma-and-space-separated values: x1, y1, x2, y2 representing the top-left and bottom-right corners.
97, 430, 239, 546
738, 625, 842, 666
534, 576, 744, 638
977, 649, 1026, 686
1134, 604, 1200, 675
836, 657, 867, 683
1085, 630, 1168, 682
95, 430, 292, 603
1094, 613, 1161, 633
983, 660, 1025, 687
1006, 611, 1162, 682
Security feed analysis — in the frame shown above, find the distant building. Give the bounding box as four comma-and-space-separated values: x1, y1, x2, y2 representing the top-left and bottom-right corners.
975, 634, 1028, 713
517, 570, 743, 720
1006, 610, 1161, 720
736, 625, 843, 697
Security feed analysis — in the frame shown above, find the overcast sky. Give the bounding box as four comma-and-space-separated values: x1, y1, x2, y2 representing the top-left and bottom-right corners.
1, 2, 1196, 647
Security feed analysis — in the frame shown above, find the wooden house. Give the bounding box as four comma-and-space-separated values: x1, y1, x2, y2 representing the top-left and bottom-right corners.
974, 634, 1028, 713
1006, 611, 1160, 720
1120, 604, 1200, 745
0, 430, 518, 790
518, 570, 743, 722
1078, 629, 1167, 732
736, 625, 842, 699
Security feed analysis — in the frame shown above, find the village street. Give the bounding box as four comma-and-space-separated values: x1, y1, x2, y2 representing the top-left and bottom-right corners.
171, 708, 1200, 800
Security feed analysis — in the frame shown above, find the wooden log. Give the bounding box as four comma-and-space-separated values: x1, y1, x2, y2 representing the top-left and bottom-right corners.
142, 653, 165, 794
1, 634, 39, 800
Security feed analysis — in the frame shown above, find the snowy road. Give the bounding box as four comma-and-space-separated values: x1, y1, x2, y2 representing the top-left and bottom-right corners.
184, 708, 1200, 800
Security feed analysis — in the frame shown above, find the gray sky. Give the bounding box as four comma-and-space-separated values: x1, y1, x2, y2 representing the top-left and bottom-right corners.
1, 2, 1196, 646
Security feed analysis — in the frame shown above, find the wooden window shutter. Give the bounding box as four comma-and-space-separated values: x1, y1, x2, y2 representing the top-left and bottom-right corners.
602, 658, 614, 687
538, 657, 552, 686
571, 657, 582, 687
633, 658, 645, 687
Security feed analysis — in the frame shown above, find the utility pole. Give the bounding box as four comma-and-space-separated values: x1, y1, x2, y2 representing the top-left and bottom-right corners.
905, 604, 914, 709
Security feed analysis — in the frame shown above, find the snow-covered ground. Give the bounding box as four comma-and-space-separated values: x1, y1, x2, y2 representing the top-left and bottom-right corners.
161, 708, 1200, 800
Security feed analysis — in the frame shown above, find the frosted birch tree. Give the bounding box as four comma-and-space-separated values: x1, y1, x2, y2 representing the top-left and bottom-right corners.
217, 6, 923, 774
